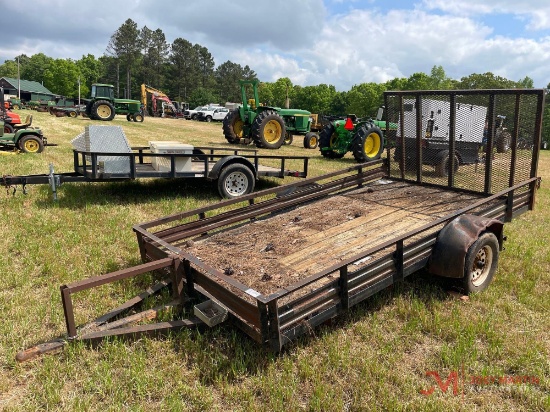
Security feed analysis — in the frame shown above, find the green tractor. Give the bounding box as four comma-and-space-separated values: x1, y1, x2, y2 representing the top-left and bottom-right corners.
0, 120, 47, 153
0, 88, 47, 153
319, 108, 395, 162
223, 80, 318, 149
85, 84, 143, 122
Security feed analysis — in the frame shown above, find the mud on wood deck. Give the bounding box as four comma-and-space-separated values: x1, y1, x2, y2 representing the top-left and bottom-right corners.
173, 180, 484, 296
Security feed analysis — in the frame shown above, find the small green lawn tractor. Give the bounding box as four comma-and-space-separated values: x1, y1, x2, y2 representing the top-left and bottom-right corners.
0, 88, 47, 153
0, 121, 47, 153
319, 108, 394, 162
223, 80, 317, 149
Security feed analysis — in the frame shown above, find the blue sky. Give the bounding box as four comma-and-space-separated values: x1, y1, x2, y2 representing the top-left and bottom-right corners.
1, 0, 550, 91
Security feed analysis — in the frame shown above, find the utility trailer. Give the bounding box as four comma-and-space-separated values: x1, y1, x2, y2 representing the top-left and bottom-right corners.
15, 89, 544, 361
2, 126, 309, 199
394, 96, 514, 176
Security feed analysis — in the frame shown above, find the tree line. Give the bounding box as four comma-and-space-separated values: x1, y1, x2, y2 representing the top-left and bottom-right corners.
0, 18, 548, 142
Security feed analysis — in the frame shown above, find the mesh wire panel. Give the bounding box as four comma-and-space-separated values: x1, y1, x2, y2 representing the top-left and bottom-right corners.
385, 90, 544, 195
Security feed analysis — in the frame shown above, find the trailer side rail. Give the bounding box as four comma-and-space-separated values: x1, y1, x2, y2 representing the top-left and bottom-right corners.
72, 148, 309, 180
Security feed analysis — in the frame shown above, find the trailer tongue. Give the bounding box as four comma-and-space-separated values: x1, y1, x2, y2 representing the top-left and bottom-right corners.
15, 88, 545, 361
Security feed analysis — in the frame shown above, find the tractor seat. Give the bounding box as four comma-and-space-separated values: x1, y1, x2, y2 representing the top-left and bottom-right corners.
13, 114, 32, 128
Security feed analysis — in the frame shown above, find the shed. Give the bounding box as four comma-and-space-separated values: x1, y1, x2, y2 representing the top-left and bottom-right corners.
0, 77, 55, 102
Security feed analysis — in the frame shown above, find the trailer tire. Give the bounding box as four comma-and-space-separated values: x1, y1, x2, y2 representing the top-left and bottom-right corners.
319, 124, 345, 158
91, 100, 115, 121
133, 113, 144, 122
304, 132, 319, 149
435, 151, 459, 177
223, 108, 244, 144
463, 232, 499, 293
496, 130, 511, 153
284, 132, 293, 145
19, 135, 44, 153
217, 163, 255, 199
251, 110, 286, 149
352, 125, 384, 162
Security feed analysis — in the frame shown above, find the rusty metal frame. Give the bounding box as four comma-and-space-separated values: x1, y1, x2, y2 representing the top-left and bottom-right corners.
16, 257, 202, 362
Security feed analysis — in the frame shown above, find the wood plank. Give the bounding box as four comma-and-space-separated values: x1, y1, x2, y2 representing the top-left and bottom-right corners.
279, 207, 410, 267
286, 214, 431, 273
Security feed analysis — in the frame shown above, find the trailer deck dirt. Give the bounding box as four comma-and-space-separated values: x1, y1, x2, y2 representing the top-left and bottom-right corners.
174, 181, 486, 296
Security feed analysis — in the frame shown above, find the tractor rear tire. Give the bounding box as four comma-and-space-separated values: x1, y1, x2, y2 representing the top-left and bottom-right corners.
352, 125, 384, 162
319, 124, 345, 159
303, 132, 319, 149
223, 108, 244, 144
251, 110, 286, 149
91, 100, 115, 121
3, 123, 14, 134
19, 135, 44, 153
435, 151, 459, 177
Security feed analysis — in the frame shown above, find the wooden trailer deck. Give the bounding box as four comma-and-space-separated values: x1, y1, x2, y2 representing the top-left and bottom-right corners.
162, 180, 486, 296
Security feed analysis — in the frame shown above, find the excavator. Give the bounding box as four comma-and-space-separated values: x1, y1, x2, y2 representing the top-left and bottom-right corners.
140, 84, 186, 118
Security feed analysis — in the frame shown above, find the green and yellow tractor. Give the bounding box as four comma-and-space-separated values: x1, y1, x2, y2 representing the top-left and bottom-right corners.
0, 88, 47, 153
85, 84, 143, 122
319, 108, 395, 162
223, 80, 318, 149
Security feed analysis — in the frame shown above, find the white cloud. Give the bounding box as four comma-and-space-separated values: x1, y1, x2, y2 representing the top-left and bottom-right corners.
421, 0, 550, 30
1, 0, 550, 90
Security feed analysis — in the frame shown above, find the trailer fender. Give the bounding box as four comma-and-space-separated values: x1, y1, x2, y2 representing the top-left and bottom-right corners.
208, 156, 256, 181
428, 214, 503, 279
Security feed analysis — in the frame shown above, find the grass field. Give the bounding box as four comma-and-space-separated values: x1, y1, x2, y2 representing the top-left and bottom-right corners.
0, 111, 548, 411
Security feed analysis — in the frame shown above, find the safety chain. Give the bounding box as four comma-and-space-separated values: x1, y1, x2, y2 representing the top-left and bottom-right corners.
2, 175, 26, 195
2, 174, 16, 196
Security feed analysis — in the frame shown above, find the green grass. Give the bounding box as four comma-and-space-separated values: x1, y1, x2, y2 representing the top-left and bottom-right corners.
0, 111, 548, 411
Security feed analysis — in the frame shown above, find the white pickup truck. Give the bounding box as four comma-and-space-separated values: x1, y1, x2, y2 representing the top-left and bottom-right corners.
196, 107, 230, 122
183, 106, 208, 120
